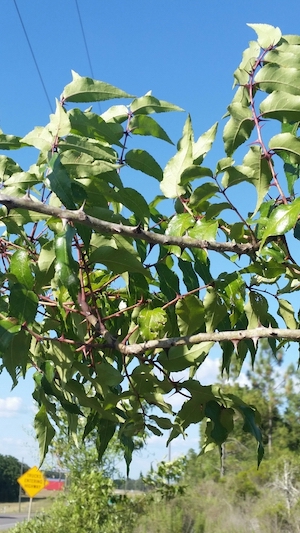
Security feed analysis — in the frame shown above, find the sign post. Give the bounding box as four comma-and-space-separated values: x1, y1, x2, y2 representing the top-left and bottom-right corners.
17, 466, 48, 521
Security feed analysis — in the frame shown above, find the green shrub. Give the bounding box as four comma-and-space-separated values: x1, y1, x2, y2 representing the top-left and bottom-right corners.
11, 471, 143, 533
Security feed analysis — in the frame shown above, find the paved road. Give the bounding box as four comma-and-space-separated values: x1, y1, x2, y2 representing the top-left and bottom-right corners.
0, 514, 28, 531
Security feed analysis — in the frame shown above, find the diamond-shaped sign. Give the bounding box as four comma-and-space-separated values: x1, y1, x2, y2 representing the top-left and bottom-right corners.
18, 466, 48, 498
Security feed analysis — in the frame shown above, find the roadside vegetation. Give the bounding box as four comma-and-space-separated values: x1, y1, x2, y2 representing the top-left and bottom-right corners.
8, 343, 300, 533
4, 20, 300, 533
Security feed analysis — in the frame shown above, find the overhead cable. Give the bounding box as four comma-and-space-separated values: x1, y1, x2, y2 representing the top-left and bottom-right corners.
74, 0, 101, 112
74, 0, 95, 79
12, 0, 53, 112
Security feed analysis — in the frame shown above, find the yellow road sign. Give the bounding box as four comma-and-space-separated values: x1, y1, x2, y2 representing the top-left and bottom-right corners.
18, 466, 48, 498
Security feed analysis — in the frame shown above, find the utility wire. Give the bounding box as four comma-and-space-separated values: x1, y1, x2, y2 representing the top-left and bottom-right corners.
74, 0, 95, 79
74, 0, 101, 112
13, 0, 53, 113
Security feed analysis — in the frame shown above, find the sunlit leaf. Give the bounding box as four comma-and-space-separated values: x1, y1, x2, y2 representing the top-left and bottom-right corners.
260, 198, 300, 249
130, 95, 183, 114
247, 23, 281, 49
130, 114, 174, 144
138, 308, 168, 341
255, 64, 300, 96
34, 405, 56, 465
278, 298, 297, 329
223, 103, 254, 156
160, 115, 193, 198
125, 149, 163, 181
62, 71, 134, 103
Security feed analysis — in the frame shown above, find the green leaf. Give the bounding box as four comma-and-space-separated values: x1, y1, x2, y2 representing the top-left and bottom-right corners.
0, 156, 23, 181
228, 393, 264, 466
233, 41, 261, 85
242, 146, 273, 215
62, 71, 134, 102
9, 284, 38, 324
247, 23, 281, 49
255, 64, 300, 96
260, 198, 300, 249
130, 115, 174, 144
68, 108, 124, 146
260, 91, 300, 122
46, 155, 76, 209
189, 183, 219, 211
125, 149, 163, 181
269, 132, 300, 163
171, 382, 215, 433
263, 47, 300, 68
96, 419, 117, 461
193, 248, 212, 284
284, 160, 300, 197
2, 330, 31, 386
118, 187, 150, 223
0, 318, 21, 352
149, 415, 172, 430
166, 213, 195, 237
158, 342, 213, 372
206, 202, 232, 219
247, 23, 281, 48
176, 295, 204, 336
178, 257, 199, 293
156, 262, 180, 300
21, 126, 53, 152
94, 361, 122, 387
204, 400, 229, 445
193, 123, 218, 165
59, 135, 117, 162
60, 150, 120, 184
203, 287, 227, 332
221, 164, 254, 189
160, 115, 193, 198
0, 130, 28, 150
215, 157, 235, 175
130, 94, 183, 115
180, 165, 213, 186
138, 308, 168, 341
9, 249, 34, 289
120, 433, 134, 477
100, 104, 129, 123
294, 220, 300, 241
4, 171, 41, 190
223, 103, 254, 156
64, 380, 108, 416
49, 99, 71, 137
36, 242, 56, 290
188, 219, 218, 241
278, 298, 297, 329
89, 242, 146, 275
244, 291, 268, 329
34, 405, 56, 465
55, 225, 80, 302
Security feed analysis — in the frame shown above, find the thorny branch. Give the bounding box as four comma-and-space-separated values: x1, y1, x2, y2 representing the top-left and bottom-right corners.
0, 193, 260, 255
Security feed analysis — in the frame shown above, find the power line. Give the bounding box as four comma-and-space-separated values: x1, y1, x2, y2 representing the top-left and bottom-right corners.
74, 0, 95, 79
74, 0, 101, 113
13, 0, 53, 112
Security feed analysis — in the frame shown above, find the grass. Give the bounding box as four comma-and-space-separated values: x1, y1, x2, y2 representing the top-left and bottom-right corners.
0, 489, 58, 516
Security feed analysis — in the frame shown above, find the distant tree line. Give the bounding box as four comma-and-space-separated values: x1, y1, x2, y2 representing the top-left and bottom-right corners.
0, 455, 29, 502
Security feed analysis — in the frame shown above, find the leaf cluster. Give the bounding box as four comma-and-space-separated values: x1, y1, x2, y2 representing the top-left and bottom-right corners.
3, 24, 300, 470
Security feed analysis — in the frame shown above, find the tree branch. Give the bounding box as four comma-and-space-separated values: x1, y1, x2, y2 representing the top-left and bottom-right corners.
0, 193, 260, 255
114, 327, 300, 356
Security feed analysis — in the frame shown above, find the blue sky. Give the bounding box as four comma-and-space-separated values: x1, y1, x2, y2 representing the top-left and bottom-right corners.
1, 0, 300, 478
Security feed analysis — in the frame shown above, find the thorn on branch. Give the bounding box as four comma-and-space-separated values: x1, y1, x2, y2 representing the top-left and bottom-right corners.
232, 339, 240, 353
23, 190, 33, 201
132, 222, 143, 234
252, 336, 259, 349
